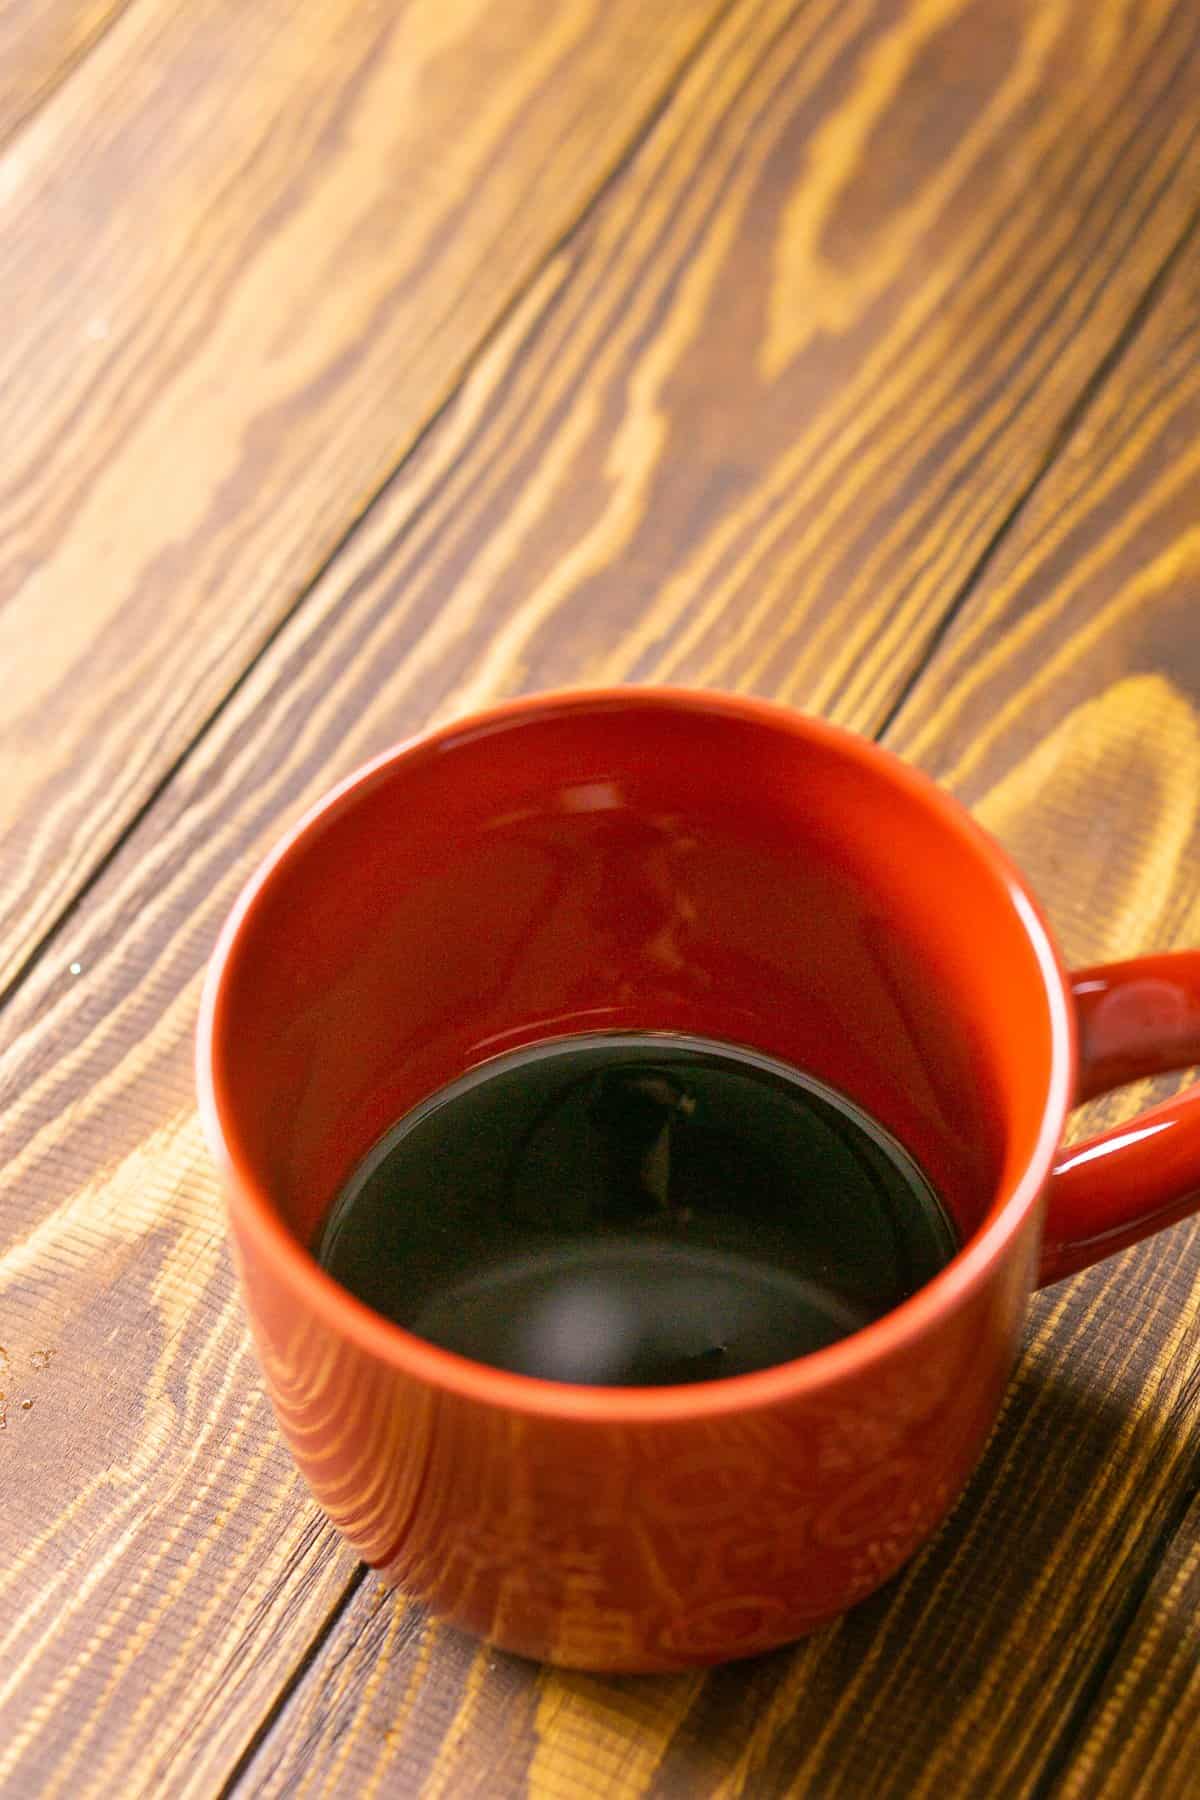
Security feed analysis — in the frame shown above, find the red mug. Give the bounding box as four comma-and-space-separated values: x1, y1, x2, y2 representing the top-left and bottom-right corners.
196, 688, 1200, 1670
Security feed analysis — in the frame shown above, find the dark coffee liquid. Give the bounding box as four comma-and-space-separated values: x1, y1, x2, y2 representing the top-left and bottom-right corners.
315, 1034, 957, 1386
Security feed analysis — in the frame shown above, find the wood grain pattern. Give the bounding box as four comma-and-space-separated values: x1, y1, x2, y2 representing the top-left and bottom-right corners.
888, 189, 1200, 1800
0, 0, 130, 145
1056, 1485, 1200, 1800
2, 0, 1200, 1793
4, 0, 1200, 997
0, 0, 724, 993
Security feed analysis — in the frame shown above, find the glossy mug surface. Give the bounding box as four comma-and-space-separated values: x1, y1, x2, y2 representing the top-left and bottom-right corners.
197, 690, 1200, 1670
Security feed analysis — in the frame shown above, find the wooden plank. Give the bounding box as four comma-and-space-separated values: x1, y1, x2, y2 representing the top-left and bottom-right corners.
0, 2, 131, 147
1054, 1490, 1200, 1800
2, 0, 1200, 1793
0, 0, 725, 994
891, 211, 1200, 1800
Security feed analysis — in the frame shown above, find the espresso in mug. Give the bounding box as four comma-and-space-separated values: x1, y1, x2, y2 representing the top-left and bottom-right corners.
315, 1033, 958, 1386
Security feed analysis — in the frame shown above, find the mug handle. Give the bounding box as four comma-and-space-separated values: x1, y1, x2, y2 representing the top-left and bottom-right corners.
1039, 952, 1200, 1285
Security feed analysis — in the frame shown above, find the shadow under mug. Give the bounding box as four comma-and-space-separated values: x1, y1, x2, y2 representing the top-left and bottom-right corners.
196, 689, 1200, 1670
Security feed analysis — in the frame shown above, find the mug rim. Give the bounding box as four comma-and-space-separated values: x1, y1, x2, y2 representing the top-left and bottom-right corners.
196, 686, 1076, 1422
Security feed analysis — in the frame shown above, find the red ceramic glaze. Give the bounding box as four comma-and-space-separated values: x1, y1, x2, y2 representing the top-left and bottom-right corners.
196, 689, 1200, 1670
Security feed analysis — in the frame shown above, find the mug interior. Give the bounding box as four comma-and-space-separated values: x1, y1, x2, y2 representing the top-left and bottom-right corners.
207, 694, 1063, 1267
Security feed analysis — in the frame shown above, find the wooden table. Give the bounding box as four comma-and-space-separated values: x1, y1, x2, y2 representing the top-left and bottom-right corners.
3, 0, 1200, 1792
